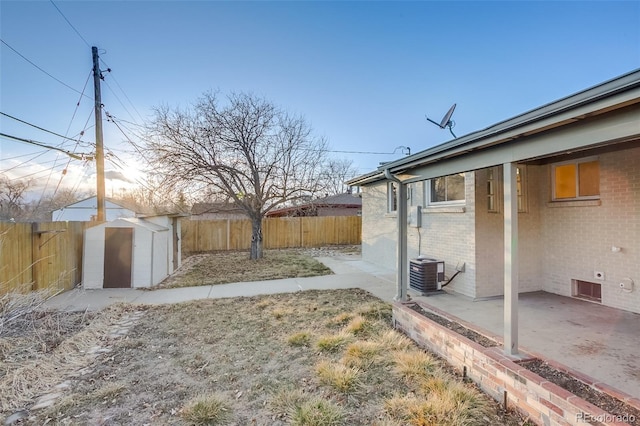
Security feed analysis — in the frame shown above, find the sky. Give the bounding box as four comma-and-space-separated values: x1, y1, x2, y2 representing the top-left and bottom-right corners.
1, 0, 639, 202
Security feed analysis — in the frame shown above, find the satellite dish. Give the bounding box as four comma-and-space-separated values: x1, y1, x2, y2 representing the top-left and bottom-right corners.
426, 103, 457, 138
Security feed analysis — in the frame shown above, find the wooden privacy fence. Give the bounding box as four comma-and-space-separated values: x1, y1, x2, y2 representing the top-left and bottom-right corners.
0, 216, 361, 296
0, 221, 91, 296
181, 216, 362, 252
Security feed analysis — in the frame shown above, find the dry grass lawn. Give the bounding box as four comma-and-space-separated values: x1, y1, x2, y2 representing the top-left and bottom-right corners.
2, 289, 530, 425
158, 249, 334, 288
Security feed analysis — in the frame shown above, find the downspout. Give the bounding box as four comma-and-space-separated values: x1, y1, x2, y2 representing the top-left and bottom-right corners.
384, 169, 408, 302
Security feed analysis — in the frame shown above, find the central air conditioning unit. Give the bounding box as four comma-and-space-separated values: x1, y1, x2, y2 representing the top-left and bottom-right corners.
409, 257, 445, 294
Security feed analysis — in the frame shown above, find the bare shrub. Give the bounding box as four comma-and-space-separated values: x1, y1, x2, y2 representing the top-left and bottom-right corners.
315, 360, 361, 394
291, 397, 344, 426
181, 393, 232, 425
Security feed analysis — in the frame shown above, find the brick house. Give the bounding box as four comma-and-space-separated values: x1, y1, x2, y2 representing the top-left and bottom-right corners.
348, 70, 640, 349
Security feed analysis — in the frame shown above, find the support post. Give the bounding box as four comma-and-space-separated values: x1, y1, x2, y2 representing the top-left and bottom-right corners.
92, 46, 106, 222
503, 162, 519, 355
385, 170, 408, 302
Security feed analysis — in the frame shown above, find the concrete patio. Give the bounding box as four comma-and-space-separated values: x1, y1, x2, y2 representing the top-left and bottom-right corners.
410, 289, 640, 399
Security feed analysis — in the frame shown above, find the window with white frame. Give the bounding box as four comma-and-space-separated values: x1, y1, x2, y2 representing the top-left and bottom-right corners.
487, 167, 499, 213
552, 158, 599, 201
387, 182, 397, 213
516, 165, 528, 212
428, 173, 465, 204
486, 165, 527, 213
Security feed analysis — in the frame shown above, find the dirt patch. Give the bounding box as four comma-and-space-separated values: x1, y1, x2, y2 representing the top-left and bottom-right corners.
520, 359, 640, 426
407, 303, 498, 348
19, 290, 529, 425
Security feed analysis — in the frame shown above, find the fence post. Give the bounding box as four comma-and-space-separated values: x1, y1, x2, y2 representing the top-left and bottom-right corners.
30, 222, 39, 291
299, 217, 303, 248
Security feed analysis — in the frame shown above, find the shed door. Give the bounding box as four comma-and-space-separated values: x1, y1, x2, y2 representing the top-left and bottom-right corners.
104, 228, 133, 288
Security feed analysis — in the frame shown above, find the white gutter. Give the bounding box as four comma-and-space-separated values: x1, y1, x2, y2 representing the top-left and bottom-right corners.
384, 169, 408, 302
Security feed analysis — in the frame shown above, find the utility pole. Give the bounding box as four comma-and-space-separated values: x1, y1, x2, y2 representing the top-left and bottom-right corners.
92, 46, 106, 221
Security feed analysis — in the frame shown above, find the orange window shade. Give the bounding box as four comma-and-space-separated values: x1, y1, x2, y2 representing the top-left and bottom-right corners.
579, 161, 600, 196
555, 164, 576, 199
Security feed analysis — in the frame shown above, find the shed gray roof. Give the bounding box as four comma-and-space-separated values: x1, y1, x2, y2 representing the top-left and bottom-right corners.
91, 217, 169, 232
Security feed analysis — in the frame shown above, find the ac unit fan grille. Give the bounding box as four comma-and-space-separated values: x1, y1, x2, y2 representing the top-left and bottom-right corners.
409, 258, 444, 295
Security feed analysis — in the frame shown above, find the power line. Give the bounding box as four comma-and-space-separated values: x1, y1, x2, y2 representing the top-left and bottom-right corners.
108, 115, 402, 157
3, 161, 69, 181
108, 115, 407, 156
0, 39, 91, 99
1, 112, 94, 146
321, 149, 403, 155
47, 85, 97, 209
3, 157, 65, 170
50, 0, 144, 127
105, 111, 152, 163
102, 79, 139, 126
100, 61, 145, 124
49, 0, 91, 49
1, 150, 51, 174
0, 150, 49, 161
0, 132, 93, 160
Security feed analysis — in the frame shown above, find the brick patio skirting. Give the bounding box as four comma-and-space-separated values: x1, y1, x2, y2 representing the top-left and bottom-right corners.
392, 301, 639, 426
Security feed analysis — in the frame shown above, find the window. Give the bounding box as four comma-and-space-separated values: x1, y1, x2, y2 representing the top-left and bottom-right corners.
517, 166, 528, 213
487, 167, 499, 213
387, 182, 397, 213
552, 158, 599, 200
486, 165, 527, 213
429, 173, 465, 204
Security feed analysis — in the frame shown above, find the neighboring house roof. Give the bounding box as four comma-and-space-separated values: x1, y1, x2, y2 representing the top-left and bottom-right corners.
266, 193, 362, 217
53, 196, 143, 213
348, 68, 640, 186
191, 202, 247, 216
314, 193, 363, 207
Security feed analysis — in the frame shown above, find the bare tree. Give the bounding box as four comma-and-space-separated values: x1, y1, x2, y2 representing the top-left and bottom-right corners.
0, 176, 32, 221
145, 92, 329, 259
321, 158, 359, 195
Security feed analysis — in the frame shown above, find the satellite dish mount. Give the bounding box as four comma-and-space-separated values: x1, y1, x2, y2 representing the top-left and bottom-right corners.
426, 103, 457, 138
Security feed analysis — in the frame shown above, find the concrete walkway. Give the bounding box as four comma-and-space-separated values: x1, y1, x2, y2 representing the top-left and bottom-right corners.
43, 255, 398, 312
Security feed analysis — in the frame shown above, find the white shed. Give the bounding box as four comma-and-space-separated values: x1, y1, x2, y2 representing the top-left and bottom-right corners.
82, 217, 173, 289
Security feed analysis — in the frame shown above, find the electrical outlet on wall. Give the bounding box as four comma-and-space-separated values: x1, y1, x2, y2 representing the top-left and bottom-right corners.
594, 271, 605, 280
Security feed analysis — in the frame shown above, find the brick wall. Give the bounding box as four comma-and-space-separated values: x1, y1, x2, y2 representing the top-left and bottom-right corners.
361, 174, 477, 298
474, 166, 545, 298
361, 182, 398, 271
361, 145, 639, 311
417, 172, 477, 297
393, 302, 639, 426
540, 146, 640, 313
